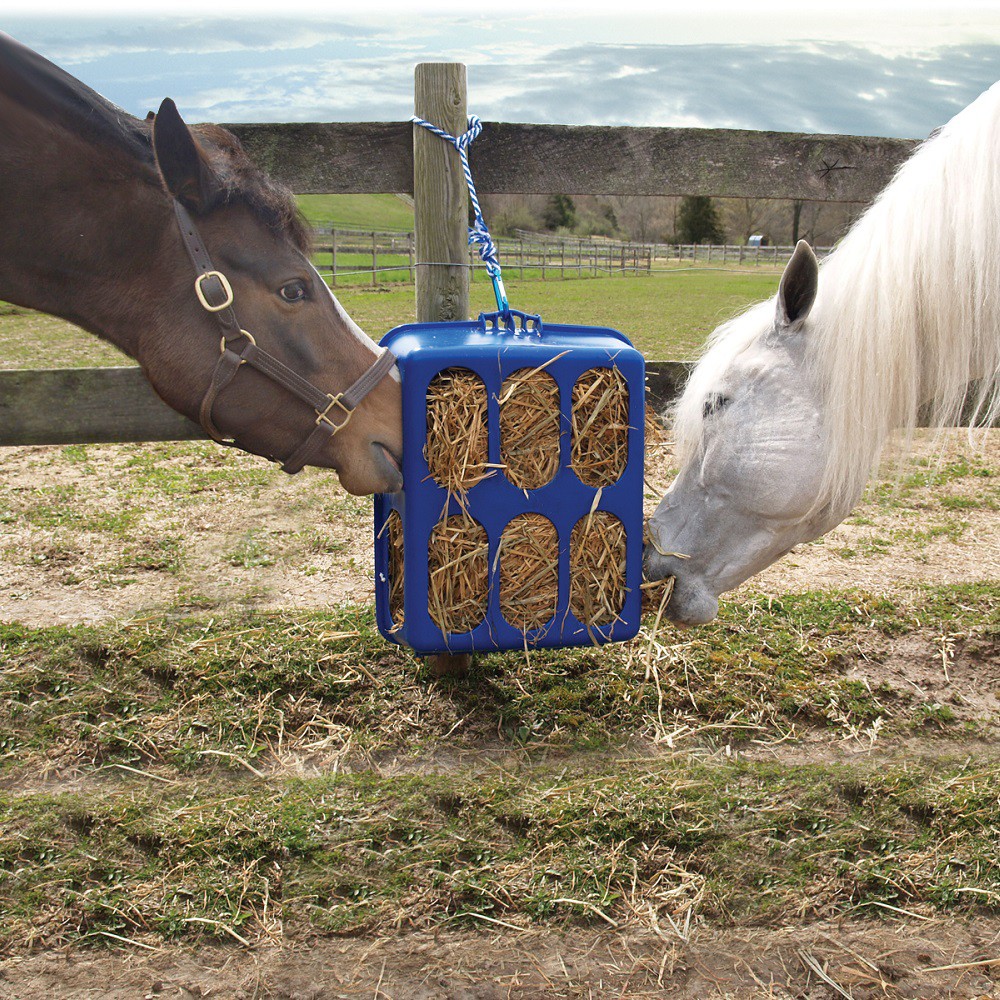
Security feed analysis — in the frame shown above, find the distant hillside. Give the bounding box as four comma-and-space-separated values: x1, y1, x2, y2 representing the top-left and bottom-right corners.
296, 194, 414, 231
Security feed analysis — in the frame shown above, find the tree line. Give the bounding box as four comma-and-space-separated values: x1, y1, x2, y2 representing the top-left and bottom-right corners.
481, 192, 865, 246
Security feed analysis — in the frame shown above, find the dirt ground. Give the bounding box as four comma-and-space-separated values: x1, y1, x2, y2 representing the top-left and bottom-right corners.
2, 917, 1000, 999
1, 429, 997, 627
1, 430, 999, 999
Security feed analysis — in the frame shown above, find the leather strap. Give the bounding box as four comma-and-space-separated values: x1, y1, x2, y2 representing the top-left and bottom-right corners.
280, 346, 399, 474
173, 199, 397, 473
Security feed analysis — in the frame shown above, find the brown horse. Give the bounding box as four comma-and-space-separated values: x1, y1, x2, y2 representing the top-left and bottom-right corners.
0, 33, 403, 495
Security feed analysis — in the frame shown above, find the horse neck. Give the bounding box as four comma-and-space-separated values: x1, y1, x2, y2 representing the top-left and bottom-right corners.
0, 101, 171, 358
804, 95, 1000, 514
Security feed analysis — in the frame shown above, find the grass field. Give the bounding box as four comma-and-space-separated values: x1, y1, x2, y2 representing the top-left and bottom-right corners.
0, 270, 781, 369
296, 193, 414, 230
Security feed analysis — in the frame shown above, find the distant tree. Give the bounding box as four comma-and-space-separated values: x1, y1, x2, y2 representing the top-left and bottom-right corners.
677, 196, 724, 244
541, 194, 576, 231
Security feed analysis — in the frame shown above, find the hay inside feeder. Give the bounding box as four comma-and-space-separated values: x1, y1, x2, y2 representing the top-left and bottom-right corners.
571, 367, 630, 486
499, 513, 559, 630
499, 367, 561, 489
425, 368, 491, 495
570, 510, 627, 627
385, 509, 405, 627
427, 512, 489, 634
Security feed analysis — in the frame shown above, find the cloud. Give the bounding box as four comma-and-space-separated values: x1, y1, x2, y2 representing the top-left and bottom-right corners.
6, 16, 999, 137
6, 18, 389, 65
463, 41, 1000, 137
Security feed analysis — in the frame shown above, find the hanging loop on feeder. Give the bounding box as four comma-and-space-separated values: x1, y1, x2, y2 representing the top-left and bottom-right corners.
411, 113, 510, 317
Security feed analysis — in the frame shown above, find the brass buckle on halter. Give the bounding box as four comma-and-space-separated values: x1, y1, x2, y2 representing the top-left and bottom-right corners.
195, 270, 235, 313
220, 330, 257, 355
316, 393, 353, 433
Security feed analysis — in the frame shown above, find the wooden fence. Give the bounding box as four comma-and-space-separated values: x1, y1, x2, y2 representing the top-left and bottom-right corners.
312, 229, 657, 284
312, 228, 840, 285
1, 61, 918, 448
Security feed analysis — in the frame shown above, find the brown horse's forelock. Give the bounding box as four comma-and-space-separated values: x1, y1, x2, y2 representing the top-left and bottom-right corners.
191, 123, 313, 255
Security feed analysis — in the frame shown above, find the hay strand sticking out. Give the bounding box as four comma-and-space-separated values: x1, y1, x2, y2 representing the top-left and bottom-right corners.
645, 404, 668, 451
499, 367, 561, 489
425, 368, 490, 495
570, 510, 627, 626
571, 367, 630, 486
427, 512, 489, 634
386, 510, 404, 627
499, 513, 559, 630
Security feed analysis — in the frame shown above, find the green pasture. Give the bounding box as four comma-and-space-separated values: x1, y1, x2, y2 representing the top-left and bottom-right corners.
0, 269, 780, 369
297, 193, 414, 230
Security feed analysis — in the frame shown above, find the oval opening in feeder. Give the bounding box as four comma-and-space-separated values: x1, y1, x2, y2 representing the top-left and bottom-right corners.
571, 367, 630, 487
384, 509, 404, 628
570, 510, 627, 627
499, 367, 560, 490
428, 512, 489, 635
425, 367, 490, 495
499, 513, 559, 631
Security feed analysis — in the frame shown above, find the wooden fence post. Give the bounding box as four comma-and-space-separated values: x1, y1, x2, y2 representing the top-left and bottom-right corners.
408, 232, 414, 283
414, 62, 469, 324
414, 62, 471, 678
331, 229, 338, 286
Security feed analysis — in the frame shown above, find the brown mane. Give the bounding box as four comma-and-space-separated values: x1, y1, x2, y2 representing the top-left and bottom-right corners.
189, 123, 313, 254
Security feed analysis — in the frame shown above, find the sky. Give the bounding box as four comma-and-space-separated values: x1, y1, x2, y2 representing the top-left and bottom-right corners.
4, 2, 1000, 138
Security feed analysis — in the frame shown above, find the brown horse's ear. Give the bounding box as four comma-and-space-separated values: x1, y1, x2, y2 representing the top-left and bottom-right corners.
152, 98, 220, 212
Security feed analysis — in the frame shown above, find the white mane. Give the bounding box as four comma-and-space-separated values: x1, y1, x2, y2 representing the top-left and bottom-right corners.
675, 81, 1000, 513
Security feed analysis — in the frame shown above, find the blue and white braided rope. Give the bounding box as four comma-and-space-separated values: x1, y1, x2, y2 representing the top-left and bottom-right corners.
411, 113, 510, 314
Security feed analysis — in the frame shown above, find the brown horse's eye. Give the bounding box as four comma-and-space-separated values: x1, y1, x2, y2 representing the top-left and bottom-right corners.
279, 280, 308, 303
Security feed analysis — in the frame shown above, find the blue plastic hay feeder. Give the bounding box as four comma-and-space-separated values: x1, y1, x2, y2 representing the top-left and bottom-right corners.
374, 309, 645, 655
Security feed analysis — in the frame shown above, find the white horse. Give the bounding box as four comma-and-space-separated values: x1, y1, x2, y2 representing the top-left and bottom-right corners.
644, 82, 1000, 625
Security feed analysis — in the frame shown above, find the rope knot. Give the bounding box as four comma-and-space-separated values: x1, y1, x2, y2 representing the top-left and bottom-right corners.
411, 113, 508, 313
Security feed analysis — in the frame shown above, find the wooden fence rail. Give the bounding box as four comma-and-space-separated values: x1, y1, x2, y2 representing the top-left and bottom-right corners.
226, 122, 917, 203
0, 364, 694, 447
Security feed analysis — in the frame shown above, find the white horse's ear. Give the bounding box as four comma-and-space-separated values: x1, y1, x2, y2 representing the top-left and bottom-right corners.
776, 240, 818, 331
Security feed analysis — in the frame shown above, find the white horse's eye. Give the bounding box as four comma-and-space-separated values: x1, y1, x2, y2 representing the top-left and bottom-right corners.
702, 394, 731, 419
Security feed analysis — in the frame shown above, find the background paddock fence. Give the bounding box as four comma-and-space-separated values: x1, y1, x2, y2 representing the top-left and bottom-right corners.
309, 227, 834, 284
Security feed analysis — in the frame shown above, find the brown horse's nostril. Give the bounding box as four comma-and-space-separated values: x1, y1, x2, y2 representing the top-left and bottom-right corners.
372, 442, 403, 493
376, 442, 402, 473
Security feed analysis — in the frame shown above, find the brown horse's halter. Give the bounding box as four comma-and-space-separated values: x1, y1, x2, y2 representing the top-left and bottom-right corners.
173, 200, 398, 475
